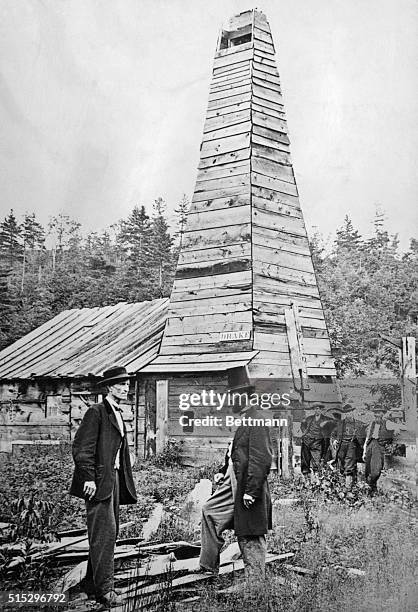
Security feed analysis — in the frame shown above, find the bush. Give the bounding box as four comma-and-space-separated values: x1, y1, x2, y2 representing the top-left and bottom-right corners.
151, 440, 184, 469
0, 444, 85, 532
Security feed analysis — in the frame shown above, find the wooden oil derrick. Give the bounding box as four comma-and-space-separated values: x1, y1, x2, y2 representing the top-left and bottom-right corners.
149, 9, 341, 415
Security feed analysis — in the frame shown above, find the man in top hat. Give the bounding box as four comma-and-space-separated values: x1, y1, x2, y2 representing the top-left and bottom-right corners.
199, 391, 273, 583
70, 366, 137, 608
362, 406, 402, 495
300, 402, 334, 481
332, 404, 365, 488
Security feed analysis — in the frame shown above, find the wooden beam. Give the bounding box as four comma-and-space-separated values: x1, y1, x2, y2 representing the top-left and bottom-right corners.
155, 380, 168, 453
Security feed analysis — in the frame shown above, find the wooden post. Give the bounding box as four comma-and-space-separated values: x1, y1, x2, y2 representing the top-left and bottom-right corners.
155, 380, 169, 454
400, 337, 417, 496
281, 418, 290, 479
287, 410, 294, 476
134, 376, 140, 458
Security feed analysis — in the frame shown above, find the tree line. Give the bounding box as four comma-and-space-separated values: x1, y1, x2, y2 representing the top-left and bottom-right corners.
0, 204, 416, 378
0, 196, 189, 351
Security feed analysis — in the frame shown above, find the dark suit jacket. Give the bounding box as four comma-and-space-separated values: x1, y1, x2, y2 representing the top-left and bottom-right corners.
69, 399, 137, 505
231, 408, 273, 537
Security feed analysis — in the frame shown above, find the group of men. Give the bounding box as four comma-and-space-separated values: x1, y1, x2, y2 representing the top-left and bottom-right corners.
70, 367, 399, 608
301, 401, 400, 493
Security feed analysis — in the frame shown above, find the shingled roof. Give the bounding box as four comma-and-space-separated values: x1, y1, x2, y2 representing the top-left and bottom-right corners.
0, 299, 168, 380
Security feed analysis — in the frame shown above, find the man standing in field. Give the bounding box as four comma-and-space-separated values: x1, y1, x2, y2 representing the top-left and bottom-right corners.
199, 394, 273, 582
362, 406, 404, 495
70, 366, 137, 608
333, 404, 365, 488
300, 402, 332, 481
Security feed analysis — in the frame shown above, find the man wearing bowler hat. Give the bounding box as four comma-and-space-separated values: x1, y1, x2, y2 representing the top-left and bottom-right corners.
70, 366, 137, 608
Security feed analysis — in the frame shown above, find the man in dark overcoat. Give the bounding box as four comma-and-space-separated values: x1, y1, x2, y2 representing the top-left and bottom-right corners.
69, 366, 137, 608
362, 406, 400, 495
300, 402, 333, 481
199, 401, 273, 582
332, 404, 365, 488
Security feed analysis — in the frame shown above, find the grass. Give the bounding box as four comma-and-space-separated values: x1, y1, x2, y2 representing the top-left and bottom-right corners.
1, 446, 417, 611
188, 476, 418, 612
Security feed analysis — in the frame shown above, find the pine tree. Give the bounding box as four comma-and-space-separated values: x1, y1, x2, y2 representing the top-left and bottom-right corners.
22, 213, 45, 250
335, 215, 363, 251
150, 198, 174, 297
0, 210, 23, 268
174, 194, 189, 250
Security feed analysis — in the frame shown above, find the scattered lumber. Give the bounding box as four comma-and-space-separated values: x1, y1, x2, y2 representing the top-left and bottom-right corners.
117, 552, 294, 606
56, 527, 86, 539
56, 560, 88, 593
283, 563, 314, 575
139, 541, 201, 559
67, 550, 294, 611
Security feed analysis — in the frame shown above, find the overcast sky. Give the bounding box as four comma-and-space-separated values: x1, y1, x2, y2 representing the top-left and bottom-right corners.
0, 0, 417, 249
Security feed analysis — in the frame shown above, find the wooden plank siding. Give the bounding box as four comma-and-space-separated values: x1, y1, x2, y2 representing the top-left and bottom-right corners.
156, 9, 338, 387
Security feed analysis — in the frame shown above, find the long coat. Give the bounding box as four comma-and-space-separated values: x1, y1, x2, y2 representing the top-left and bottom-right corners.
69, 399, 137, 505
230, 409, 273, 537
